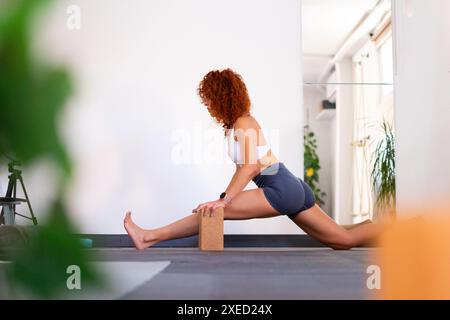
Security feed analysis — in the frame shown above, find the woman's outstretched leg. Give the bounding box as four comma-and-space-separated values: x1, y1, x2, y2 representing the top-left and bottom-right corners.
341, 219, 373, 230
124, 211, 199, 250
346, 221, 387, 246
291, 205, 387, 250
124, 188, 279, 250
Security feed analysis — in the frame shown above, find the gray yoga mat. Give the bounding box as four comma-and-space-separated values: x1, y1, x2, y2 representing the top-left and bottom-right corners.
0, 225, 36, 258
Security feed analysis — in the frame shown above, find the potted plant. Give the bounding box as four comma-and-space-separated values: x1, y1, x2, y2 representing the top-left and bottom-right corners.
371, 120, 396, 221
304, 127, 326, 206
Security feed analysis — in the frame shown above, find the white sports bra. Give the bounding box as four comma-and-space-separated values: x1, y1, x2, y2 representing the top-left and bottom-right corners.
227, 127, 270, 164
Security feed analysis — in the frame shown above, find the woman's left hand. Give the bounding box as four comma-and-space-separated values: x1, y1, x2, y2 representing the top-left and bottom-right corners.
193, 199, 226, 214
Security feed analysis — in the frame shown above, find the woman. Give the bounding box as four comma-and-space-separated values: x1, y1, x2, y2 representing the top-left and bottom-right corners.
124, 68, 384, 250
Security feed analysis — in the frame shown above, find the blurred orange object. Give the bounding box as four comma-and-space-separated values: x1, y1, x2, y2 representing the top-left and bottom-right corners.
373, 205, 450, 299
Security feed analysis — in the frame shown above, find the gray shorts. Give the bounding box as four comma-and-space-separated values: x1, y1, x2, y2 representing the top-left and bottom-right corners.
252, 162, 316, 219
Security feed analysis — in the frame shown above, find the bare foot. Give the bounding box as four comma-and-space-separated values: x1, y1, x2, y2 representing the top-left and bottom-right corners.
123, 211, 159, 250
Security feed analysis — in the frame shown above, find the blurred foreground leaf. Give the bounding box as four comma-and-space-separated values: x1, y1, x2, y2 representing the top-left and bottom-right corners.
7, 202, 103, 298
0, 0, 71, 175
0, 0, 103, 298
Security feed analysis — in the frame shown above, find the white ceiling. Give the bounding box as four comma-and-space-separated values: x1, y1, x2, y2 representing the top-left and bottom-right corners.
302, 0, 380, 82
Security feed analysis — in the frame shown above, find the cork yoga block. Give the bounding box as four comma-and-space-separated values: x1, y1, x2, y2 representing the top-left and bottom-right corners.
199, 207, 224, 251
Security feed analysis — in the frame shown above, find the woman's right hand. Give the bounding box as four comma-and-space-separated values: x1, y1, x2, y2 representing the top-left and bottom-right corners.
192, 199, 226, 214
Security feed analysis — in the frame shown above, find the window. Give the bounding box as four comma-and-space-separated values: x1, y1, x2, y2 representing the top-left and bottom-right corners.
379, 36, 394, 96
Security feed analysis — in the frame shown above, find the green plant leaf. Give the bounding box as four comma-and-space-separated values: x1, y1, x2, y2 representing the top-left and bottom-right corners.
304, 128, 326, 206
371, 120, 396, 216
1, 0, 101, 298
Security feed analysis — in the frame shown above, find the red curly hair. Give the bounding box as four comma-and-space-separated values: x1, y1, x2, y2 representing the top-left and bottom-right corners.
198, 69, 251, 130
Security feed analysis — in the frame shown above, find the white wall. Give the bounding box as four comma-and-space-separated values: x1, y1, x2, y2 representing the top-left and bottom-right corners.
393, 0, 450, 212
303, 86, 332, 215
31, 0, 304, 234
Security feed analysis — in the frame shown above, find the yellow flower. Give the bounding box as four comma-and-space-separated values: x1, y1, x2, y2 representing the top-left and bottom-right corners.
306, 168, 315, 177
